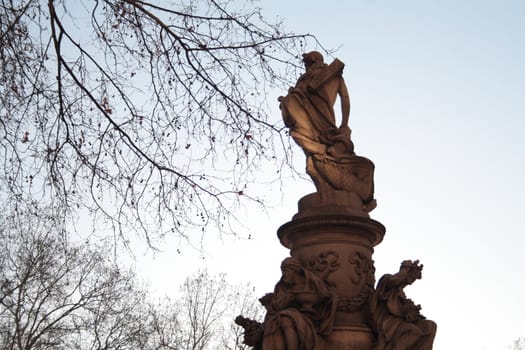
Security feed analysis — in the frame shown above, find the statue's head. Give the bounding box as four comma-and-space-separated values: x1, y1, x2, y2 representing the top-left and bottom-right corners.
399, 260, 423, 283
302, 51, 324, 69
281, 257, 302, 271
281, 257, 303, 284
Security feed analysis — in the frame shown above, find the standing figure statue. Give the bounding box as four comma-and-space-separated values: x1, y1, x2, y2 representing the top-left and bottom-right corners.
259, 257, 336, 350
279, 52, 376, 213
279, 51, 354, 158
370, 260, 437, 350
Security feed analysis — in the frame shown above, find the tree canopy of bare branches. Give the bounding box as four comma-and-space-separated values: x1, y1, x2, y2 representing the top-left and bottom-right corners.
1, 205, 263, 349
177, 269, 263, 350
0, 205, 182, 349
0, 0, 321, 247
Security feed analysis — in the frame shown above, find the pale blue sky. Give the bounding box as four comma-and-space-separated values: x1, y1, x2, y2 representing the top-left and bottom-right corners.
138, 1, 525, 349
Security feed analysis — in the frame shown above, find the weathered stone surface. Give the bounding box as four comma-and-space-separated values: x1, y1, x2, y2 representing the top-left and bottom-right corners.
279, 211, 384, 323
325, 325, 375, 350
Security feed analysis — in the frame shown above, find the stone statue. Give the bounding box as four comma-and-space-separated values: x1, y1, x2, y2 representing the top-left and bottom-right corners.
237, 54, 436, 350
279, 51, 353, 158
279, 52, 376, 213
237, 257, 336, 350
370, 260, 437, 350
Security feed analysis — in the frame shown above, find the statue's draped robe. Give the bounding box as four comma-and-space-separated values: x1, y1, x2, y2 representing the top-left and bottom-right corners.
262, 267, 337, 350
280, 63, 346, 156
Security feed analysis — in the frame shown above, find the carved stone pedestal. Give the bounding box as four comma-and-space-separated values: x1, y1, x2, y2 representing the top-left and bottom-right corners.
278, 194, 384, 350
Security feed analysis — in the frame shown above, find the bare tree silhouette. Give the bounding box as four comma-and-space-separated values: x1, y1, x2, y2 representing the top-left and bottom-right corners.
0, 0, 323, 247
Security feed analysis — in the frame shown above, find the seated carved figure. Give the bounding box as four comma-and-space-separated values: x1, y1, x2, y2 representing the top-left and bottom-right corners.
279, 52, 375, 213
250, 257, 336, 350
370, 260, 437, 350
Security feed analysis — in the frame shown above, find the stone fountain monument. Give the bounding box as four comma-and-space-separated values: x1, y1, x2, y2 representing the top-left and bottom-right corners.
236, 52, 436, 350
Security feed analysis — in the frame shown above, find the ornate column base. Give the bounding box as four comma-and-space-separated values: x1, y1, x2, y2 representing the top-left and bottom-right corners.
276, 193, 385, 349
236, 192, 436, 350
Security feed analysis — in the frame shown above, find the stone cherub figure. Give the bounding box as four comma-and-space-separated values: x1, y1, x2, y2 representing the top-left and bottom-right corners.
236, 257, 336, 350
279, 51, 376, 213
370, 260, 437, 350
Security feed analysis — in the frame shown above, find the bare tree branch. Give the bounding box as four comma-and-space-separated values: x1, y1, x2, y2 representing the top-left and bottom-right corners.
0, 0, 327, 248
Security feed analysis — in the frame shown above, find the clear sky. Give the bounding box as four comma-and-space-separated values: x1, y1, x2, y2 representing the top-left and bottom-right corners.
136, 1, 525, 349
